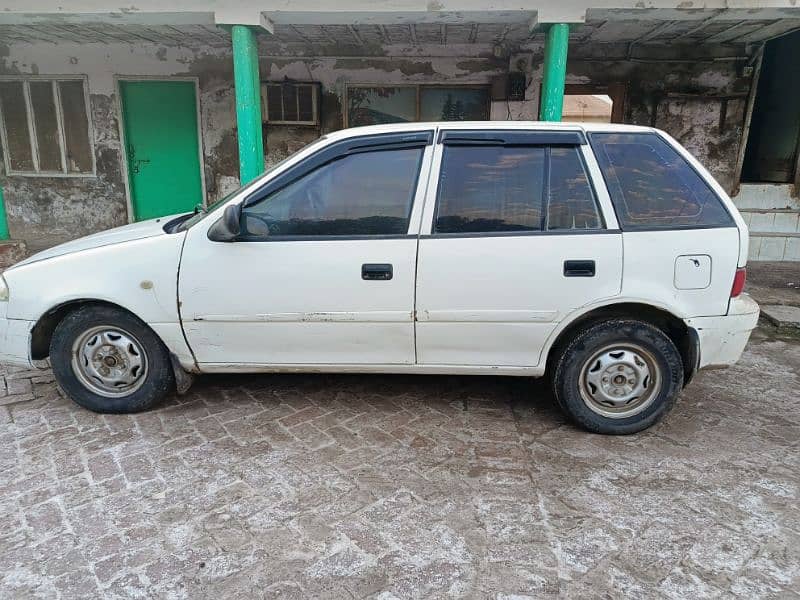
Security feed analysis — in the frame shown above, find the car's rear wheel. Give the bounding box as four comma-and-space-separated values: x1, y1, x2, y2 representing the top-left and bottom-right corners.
551, 319, 683, 434
50, 305, 174, 413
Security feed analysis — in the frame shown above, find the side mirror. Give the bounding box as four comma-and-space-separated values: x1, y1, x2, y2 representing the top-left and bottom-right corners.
207, 203, 242, 242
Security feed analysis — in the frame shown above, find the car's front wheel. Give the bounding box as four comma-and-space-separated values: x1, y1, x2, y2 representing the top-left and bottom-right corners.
551, 319, 684, 434
50, 304, 174, 413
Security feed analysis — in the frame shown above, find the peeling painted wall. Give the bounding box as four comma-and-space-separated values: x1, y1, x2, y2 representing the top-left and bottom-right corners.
0, 39, 755, 250
259, 53, 508, 167
568, 55, 749, 191
0, 42, 238, 250
520, 44, 751, 191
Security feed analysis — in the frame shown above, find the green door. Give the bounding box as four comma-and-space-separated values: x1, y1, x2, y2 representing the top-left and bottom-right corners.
120, 80, 203, 221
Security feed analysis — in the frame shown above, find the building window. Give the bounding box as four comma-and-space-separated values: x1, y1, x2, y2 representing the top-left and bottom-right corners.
347, 85, 490, 127
0, 77, 94, 176
262, 82, 319, 125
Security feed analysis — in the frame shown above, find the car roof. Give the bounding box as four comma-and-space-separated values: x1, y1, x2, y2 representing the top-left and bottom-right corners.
325, 121, 656, 142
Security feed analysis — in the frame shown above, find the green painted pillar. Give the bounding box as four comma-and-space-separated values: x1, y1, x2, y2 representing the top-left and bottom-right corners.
0, 185, 9, 241
231, 25, 264, 185
539, 24, 570, 122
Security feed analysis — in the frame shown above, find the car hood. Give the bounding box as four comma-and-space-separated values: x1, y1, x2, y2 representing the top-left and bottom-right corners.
11, 215, 183, 268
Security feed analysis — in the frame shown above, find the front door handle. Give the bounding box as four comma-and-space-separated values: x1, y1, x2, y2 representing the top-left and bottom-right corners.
564, 260, 596, 277
362, 263, 393, 280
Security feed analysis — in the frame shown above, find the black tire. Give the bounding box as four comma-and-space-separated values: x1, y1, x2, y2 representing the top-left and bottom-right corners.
50, 304, 174, 413
551, 319, 683, 435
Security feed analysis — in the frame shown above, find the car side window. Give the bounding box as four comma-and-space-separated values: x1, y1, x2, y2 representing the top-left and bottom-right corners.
589, 132, 734, 230
434, 142, 603, 234
435, 145, 545, 233
241, 147, 424, 238
546, 146, 602, 231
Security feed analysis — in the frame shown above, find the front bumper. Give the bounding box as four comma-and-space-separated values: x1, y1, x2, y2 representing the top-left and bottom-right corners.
685, 295, 760, 369
0, 316, 35, 367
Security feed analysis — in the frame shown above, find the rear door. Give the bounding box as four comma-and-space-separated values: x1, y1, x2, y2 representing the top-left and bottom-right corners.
588, 131, 741, 318
415, 129, 623, 368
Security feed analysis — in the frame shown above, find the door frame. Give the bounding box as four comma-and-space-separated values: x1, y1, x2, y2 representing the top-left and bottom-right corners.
537, 82, 627, 123
115, 75, 207, 223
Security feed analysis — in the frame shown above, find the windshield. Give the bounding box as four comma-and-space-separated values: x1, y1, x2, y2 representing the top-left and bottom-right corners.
177, 136, 329, 232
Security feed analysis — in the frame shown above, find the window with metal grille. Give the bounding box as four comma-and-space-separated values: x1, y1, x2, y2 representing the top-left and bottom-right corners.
0, 77, 94, 176
262, 82, 319, 125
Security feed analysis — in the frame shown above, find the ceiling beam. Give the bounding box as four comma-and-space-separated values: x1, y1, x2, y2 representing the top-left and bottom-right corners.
347, 24, 364, 45
702, 20, 749, 44
635, 20, 676, 42
670, 11, 725, 42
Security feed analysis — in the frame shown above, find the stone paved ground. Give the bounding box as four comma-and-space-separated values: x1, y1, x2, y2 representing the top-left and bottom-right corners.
1, 325, 799, 599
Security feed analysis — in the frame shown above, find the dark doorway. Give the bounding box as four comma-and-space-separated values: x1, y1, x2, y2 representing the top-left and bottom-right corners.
741, 30, 800, 183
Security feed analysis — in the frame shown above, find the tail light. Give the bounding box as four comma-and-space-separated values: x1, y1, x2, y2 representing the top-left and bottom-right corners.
731, 267, 747, 298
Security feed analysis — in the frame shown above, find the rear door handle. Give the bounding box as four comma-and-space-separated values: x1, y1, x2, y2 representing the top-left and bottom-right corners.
564, 260, 596, 277
362, 263, 393, 280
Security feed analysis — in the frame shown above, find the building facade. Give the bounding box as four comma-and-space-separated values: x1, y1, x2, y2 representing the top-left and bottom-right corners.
0, 2, 799, 259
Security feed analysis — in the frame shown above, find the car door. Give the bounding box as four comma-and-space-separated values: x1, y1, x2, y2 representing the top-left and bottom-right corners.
415, 128, 623, 368
179, 130, 434, 367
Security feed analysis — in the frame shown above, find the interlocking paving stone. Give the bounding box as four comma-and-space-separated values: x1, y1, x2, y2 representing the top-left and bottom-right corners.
0, 328, 799, 598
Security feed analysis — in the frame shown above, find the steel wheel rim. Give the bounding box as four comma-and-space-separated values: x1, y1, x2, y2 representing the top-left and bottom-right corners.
578, 343, 661, 419
71, 326, 148, 398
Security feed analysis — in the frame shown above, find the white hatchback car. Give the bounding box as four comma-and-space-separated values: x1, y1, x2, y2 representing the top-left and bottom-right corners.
0, 122, 759, 434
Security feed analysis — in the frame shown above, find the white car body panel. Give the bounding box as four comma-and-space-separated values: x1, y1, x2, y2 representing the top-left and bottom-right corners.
13, 217, 172, 268
1, 228, 193, 365
0, 121, 758, 380
4, 232, 184, 324
687, 295, 759, 368
415, 233, 623, 367
179, 237, 418, 365
621, 228, 742, 318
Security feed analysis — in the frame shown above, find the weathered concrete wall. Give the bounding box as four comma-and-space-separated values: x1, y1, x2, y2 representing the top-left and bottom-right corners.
0, 42, 237, 250
260, 53, 508, 167
0, 42, 511, 249
512, 43, 751, 192
570, 56, 749, 192
0, 38, 755, 251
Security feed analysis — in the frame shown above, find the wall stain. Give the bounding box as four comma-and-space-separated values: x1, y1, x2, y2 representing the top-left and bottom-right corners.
0, 39, 758, 249
333, 58, 436, 76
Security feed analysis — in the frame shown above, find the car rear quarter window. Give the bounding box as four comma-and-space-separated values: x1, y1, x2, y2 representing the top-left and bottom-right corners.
435, 145, 545, 233
589, 132, 734, 230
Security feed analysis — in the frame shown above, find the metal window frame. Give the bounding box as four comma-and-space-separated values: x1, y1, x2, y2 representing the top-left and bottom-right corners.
0, 74, 96, 178
261, 82, 319, 126
344, 83, 491, 128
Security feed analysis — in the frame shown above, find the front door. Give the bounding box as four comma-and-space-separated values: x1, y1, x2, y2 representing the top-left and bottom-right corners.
415, 129, 623, 367
119, 80, 204, 221
179, 132, 433, 367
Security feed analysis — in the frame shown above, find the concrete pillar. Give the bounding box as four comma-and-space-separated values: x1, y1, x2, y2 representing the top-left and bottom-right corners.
539, 24, 570, 122
231, 25, 264, 185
